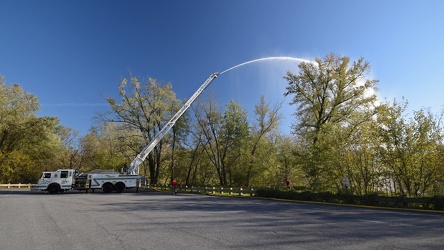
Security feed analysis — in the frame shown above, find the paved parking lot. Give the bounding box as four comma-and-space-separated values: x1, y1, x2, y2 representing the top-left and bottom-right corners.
1, 189, 444, 249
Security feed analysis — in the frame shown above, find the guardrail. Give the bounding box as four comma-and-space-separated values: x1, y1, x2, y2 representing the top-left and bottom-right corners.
149, 185, 256, 196
0, 183, 36, 189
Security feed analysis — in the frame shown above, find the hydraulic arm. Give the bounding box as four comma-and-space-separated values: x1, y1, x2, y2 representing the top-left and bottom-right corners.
127, 72, 219, 175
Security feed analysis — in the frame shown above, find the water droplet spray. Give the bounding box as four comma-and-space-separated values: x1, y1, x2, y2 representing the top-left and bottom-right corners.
219, 56, 314, 75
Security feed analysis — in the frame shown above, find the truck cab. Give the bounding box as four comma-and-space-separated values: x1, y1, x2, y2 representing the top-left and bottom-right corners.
32, 169, 76, 194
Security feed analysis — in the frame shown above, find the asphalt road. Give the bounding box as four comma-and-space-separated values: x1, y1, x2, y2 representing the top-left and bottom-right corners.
1, 189, 444, 250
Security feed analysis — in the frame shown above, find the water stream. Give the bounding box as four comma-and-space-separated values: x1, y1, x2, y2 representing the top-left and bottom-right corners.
219, 56, 314, 75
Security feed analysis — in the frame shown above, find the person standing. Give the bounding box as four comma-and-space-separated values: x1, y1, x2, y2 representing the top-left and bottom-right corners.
171, 179, 177, 195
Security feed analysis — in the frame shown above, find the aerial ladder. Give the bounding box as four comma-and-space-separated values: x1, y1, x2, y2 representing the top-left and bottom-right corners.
127, 72, 219, 175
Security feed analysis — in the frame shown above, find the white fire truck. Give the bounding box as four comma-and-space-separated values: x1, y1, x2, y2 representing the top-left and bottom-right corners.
32, 72, 219, 194
32, 169, 142, 194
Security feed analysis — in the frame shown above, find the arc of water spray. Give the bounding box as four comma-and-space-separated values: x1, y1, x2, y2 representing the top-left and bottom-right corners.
219, 56, 315, 75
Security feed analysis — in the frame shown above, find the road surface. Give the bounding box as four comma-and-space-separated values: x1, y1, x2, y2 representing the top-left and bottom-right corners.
1, 189, 443, 249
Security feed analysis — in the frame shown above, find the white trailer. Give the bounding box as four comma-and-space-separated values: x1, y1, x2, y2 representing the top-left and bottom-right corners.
84, 169, 141, 193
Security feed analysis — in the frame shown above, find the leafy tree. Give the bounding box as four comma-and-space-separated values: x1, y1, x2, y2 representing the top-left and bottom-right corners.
0, 76, 64, 183
221, 100, 249, 186
245, 96, 281, 186
274, 135, 306, 189
57, 127, 81, 169
168, 99, 190, 181
284, 54, 379, 191
194, 96, 249, 186
182, 106, 215, 186
79, 122, 131, 172
377, 100, 444, 197
106, 76, 181, 184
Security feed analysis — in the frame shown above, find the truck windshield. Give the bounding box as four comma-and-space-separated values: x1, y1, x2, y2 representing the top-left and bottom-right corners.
42, 173, 51, 179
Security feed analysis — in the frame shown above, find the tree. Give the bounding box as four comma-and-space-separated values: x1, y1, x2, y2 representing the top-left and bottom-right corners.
274, 135, 306, 189
57, 127, 81, 169
284, 53, 378, 143
221, 100, 249, 186
106, 76, 181, 184
245, 96, 282, 186
0, 76, 64, 183
284, 54, 379, 190
79, 122, 131, 172
193, 96, 249, 186
168, 99, 190, 181
377, 100, 444, 197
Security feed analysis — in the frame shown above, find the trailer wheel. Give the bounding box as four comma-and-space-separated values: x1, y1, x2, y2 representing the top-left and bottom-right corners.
102, 183, 113, 193
48, 184, 60, 194
114, 182, 125, 193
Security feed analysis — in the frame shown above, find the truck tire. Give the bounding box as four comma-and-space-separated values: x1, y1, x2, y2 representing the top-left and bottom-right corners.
102, 183, 113, 193
114, 182, 125, 193
48, 184, 60, 194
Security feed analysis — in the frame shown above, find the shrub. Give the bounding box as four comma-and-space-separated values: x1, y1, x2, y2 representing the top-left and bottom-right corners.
255, 188, 444, 211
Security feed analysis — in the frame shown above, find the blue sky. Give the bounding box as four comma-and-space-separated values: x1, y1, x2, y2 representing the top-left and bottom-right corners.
1, 0, 443, 135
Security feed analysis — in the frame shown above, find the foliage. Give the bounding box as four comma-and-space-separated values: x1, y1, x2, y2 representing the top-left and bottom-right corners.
0, 76, 65, 183
255, 188, 444, 210
376, 99, 444, 197
106, 76, 181, 184
284, 54, 379, 192
79, 122, 131, 172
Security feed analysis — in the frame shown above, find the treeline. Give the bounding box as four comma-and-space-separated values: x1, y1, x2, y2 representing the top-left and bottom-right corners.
1, 54, 444, 198
0, 76, 78, 183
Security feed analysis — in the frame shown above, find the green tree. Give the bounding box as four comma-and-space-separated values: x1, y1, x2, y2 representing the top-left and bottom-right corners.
245, 96, 281, 187
0, 76, 64, 183
182, 106, 216, 186
377, 100, 444, 197
221, 100, 249, 186
79, 122, 131, 172
274, 135, 306, 189
194, 96, 249, 186
106, 76, 180, 184
284, 54, 379, 191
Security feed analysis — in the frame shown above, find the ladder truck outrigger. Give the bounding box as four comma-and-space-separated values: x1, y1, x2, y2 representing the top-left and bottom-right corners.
32, 72, 219, 194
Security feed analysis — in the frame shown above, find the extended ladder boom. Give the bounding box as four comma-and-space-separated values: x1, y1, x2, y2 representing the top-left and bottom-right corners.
127, 72, 219, 175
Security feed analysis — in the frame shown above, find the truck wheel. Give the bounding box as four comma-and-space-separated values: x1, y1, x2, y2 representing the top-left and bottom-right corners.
48, 184, 60, 194
114, 183, 125, 193
102, 183, 113, 193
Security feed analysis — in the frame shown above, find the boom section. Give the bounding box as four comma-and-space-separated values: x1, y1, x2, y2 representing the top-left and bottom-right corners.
127, 72, 218, 175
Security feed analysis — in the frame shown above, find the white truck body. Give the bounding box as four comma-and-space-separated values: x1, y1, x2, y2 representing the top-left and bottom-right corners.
85, 169, 141, 193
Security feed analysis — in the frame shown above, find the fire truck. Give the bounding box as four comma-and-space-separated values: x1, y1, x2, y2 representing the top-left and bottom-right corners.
32, 169, 141, 194
32, 72, 219, 194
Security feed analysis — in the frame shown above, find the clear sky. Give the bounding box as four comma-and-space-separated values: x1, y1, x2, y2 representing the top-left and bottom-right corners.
1, 0, 443, 135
